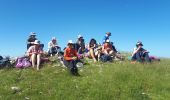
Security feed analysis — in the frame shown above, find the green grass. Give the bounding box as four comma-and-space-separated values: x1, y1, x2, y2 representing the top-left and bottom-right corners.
0, 59, 170, 100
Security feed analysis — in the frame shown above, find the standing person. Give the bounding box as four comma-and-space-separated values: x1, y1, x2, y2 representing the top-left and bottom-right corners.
26, 40, 43, 70
88, 38, 98, 63
64, 40, 79, 76
27, 32, 37, 50
48, 37, 61, 56
131, 41, 150, 62
102, 32, 111, 44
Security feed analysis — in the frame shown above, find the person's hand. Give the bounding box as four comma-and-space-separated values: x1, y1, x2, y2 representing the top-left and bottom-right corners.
31, 42, 34, 44
72, 57, 77, 60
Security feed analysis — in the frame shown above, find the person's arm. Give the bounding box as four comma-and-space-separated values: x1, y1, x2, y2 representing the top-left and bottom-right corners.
26, 47, 33, 56
27, 38, 34, 45
132, 46, 141, 56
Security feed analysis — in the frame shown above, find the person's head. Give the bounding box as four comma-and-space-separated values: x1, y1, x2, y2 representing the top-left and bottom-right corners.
67, 40, 74, 49
106, 32, 111, 37
105, 40, 110, 45
136, 41, 143, 47
78, 35, 84, 42
34, 40, 40, 47
30, 32, 36, 38
89, 38, 97, 45
78, 34, 83, 39
52, 37, 57, 43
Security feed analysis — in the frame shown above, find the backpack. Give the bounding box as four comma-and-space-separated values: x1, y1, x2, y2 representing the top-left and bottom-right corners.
0, 57, 11, 68
100, 55, 112, 62
16, 57, 31, 68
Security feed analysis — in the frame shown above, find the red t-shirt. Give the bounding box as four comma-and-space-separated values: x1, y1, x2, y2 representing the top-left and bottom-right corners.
104, 44, 113, 50
64, 47, 77, 61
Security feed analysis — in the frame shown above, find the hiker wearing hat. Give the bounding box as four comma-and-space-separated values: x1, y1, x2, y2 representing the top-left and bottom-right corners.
102, 32, 111, 44
102, 40, 114, 56
131, 41, 150, 62
26, 40, 43, 70
63, 40, 79, 76
27, 32, 37, 50
48, 37, 61, 56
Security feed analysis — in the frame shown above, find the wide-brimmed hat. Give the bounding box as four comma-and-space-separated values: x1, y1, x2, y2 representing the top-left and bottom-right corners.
34, 40, 40, 45
30, 32, 36, 36
136, 41, 143, 46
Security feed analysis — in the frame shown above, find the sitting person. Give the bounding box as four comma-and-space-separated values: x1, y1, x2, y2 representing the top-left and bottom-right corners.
48, 37, 61, 56
27, 32, 37, 50
75, 35, 85, 51
26, 40, 43, 70
131, 41, 150, 62
96, 46, 104, 61
102, 40, 114, 56
88, 38, 99, 63
63, 40, 79, 76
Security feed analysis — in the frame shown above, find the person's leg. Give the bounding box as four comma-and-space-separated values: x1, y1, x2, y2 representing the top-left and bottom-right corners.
56, 47, 61, 53
37, 54, 41, 70
64, 60, 78, 75
48, 48, 53, 56
144, 53, 151, 62
136, 52, 142, 62
31, 54, 36, 68
109, 50, 114, 56
71, 60, 79, 75
89, 49, 97, 63
131, 54, 137, 61
103, 50, 109, 55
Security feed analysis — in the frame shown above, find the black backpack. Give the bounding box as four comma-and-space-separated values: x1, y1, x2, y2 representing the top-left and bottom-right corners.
0, 57, 11, 68
100, 55, 112, 62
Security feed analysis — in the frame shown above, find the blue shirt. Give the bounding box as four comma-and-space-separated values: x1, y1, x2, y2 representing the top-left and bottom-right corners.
102, 35, 109, 44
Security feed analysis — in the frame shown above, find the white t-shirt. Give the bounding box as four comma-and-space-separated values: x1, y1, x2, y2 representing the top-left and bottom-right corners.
48, 41, 58, 49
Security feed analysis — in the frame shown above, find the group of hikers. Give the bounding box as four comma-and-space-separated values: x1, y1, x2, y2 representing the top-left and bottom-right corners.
21, 32, 153, 76
0, 32, 157, 76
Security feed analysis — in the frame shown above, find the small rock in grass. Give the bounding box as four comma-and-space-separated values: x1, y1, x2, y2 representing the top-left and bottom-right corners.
25, 97, 30, 100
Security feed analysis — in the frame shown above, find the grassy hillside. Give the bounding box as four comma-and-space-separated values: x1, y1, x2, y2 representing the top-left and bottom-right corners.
0, 59, 170, 100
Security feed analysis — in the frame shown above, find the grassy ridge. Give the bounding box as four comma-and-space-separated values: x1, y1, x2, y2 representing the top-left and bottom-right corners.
0, 59, 170, 100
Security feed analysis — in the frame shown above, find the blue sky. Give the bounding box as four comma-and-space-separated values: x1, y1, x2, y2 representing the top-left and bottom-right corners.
0, 0, 169, 57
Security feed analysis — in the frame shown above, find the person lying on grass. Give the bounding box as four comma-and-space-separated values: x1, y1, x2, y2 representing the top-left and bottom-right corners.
131, 41, 151, 63
26, 40, 43, 70
63, 40, 80, 76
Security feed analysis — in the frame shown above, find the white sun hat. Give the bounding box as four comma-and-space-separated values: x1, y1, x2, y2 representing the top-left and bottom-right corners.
34, 40, 40, 45
52, 37, 56, 40
68, 40, 74, 44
